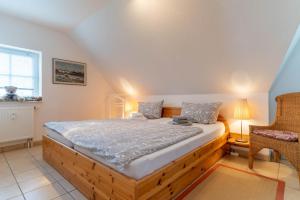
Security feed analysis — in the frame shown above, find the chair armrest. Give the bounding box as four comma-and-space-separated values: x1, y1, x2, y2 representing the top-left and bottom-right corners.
249, 125, 274, 133
297, 134, 300, 144
294, 132, 300, 144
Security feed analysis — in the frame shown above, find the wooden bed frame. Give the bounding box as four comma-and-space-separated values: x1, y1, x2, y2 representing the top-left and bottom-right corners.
43, 107, 230, 200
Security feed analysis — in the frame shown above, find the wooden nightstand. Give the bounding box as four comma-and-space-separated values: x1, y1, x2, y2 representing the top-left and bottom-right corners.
227, 133, 250, 155
227, 133, 250, 158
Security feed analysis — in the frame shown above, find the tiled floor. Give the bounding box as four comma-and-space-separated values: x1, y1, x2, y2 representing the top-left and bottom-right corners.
0, 146, 299, 200
0, 146, 86, 200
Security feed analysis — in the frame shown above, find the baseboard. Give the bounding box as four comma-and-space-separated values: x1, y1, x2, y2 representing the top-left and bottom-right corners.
0, 140, 42, 153
33, 140, 42, 146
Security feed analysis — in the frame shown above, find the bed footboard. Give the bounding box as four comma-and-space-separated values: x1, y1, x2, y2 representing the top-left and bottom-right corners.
43, 131, 228, 200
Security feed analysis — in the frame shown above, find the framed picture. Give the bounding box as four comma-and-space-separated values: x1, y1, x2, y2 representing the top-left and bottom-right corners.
52, 58, 87, 86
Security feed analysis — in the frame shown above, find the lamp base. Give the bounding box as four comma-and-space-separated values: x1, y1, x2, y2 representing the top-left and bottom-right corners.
235, 138, 248, 143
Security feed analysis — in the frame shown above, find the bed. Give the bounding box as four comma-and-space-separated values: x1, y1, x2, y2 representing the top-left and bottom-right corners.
43, 107, 230, 200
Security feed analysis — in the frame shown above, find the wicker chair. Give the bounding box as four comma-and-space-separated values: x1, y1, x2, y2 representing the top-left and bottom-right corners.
248, 93, 300, 183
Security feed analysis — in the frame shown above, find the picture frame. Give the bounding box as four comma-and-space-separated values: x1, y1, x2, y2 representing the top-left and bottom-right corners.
52, 58, 87, 86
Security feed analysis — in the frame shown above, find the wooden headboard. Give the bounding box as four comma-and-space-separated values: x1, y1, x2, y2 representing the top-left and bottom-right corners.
162, 107, 230, 133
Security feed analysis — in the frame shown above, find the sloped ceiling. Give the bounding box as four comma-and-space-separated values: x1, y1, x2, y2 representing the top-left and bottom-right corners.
72, 0, 300, 96
0, 0, 108, 31
1, 0, 300, 96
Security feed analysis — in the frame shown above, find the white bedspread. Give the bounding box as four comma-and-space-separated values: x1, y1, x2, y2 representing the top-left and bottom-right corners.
44, 119, 202, 169
75, 119, 225, 179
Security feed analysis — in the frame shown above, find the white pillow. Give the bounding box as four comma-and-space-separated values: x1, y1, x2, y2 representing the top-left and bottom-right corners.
181, 102, 222, 124
138, 100, 164, 119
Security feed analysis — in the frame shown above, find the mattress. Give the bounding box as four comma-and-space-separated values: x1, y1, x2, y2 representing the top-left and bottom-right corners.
74, 118, 225, 180
46, 128, 74, 148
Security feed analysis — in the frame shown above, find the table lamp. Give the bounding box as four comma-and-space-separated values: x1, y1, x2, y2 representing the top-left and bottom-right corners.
234, 98, 251, 143
125, 100, 138, 118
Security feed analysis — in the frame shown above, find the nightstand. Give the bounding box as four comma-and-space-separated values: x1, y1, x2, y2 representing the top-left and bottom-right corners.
228, 135, 250, 148
227, 133, 250, 156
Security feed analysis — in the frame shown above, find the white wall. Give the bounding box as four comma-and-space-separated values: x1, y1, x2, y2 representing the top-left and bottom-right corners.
0, 14, 113, 141
138, 93, 269, 134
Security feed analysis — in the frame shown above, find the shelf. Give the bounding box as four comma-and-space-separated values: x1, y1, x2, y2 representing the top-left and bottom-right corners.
228, 133, 250, 148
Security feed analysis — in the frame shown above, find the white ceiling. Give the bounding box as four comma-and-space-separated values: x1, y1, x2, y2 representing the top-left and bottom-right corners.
1, 0, 300, 95
73, 0, 300, 95
0, 0, 107, 31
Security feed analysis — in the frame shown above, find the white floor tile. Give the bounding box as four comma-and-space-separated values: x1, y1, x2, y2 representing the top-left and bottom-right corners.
279, 163, 300, 190
8, 159, 39, 174
7, 157, 38, 166
284, 187, 300, 200
8, 195, 25, 200
4, 150, 32, 161
58, 178, 75, 192
36, 160, 56, 173
29, 147, 43, 160
0, 163, 13, 177
24, 183, 66, 200
0, 160, 9, 168
33, 154, 43, 161
18, 173, 56, 193
35, 165, 51, 174
28, 146, 42, 155
50, 170, 65, 181
53, 193, 74, 200
15, 168, 47, 182
0, 183, 22, 200
0, 174, 17, 188
70, 190, 88, 200
35, 159, 48, 167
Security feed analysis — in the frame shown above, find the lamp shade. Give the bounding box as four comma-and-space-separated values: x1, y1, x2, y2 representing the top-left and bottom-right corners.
234, 98, 251, 120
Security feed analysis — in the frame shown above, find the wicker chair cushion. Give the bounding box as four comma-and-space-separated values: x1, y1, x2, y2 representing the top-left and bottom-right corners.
253, 129, 299, 142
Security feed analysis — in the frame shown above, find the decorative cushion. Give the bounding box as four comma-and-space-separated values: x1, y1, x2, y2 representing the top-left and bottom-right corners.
180, 102, 222, 124
138, 100, 164, 119
253, 129, 299, 142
